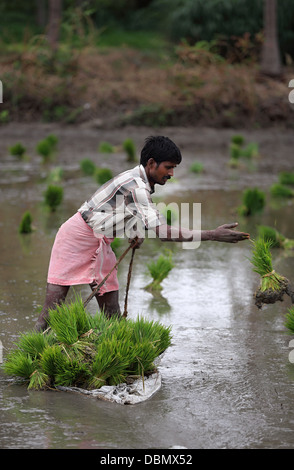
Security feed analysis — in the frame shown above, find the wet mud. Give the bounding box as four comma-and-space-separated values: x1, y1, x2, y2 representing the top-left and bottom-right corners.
1, 123, 294, 449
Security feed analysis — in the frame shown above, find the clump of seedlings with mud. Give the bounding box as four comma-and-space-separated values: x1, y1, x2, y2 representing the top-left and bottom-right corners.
250, 237, 294, 309
2, 297, 172, 391
145, 251, 174, 292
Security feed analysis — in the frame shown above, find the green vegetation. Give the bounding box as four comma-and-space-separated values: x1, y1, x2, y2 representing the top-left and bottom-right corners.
95, 167, 113, 185
2, 296, 172, 391
145, 251, 174, 292
257, 225, 294, 250
9, 142, 26, 159
44, 184, 63, 212
238, 188, 265, 216
19, 211, 33, 234
98, 142, 114, 154
250, 237, 286, 293
47, 166, 64, 183
279, 172, 294, 186
123, 138, 137, 162
285, 307, 294, 335
270, 183, 294, 198
36, 134, 58, 163
80, 158, 96, 176
229, 134, 259, 167
190, 161, 204, 174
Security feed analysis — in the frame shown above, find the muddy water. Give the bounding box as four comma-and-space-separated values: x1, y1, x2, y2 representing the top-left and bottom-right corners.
1, 123, 294, 449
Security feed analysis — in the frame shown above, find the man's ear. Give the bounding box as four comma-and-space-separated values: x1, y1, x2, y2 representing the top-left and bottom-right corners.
146, 157, 156, 168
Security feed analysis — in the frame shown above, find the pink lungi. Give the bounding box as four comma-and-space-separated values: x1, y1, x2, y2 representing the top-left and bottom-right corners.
47, 212, 119, 295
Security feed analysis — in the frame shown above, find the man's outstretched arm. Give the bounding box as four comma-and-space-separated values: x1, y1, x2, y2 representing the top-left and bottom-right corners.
155, 222, 250, 244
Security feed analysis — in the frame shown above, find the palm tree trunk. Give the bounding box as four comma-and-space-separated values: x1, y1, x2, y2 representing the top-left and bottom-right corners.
47, 0, 63, 52
260, 0, 282, 77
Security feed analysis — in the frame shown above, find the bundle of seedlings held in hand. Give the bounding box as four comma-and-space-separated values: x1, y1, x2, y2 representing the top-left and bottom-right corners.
2, 296, 172, 391
250, 237, 294, 309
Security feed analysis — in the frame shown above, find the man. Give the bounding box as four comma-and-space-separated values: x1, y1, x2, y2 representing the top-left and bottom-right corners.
34, 136, 249, 331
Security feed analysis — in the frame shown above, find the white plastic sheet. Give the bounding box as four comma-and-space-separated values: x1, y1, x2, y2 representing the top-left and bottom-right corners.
56, 372, 161, 405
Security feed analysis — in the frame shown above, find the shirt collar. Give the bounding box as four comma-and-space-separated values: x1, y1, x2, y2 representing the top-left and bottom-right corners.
138, 164, 154, 194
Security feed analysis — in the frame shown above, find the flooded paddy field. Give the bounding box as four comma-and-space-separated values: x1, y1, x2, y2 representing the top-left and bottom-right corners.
0, 123, 294, 449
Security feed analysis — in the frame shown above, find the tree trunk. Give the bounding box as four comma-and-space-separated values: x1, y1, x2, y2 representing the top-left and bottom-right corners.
36, 0, 47, 28
260, 0, 282, 77
47, 0, 62, 52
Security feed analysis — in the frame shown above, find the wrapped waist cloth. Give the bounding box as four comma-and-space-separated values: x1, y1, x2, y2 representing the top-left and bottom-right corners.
47, 212, 119, 295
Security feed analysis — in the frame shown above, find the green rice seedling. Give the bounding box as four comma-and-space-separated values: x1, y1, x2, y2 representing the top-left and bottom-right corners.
36, 135, 58, 163
270, 183, 294, 198
3, 350, 35, 381
3, 297, 172, 391
279, 172, 294, 186
250, 237, 288, 308
55, 357, 91, 388
145, 251, 174, 292
28, 369, 49, 390
285, 307, 294, 334
98, 141, 114, 153
190, 161, 204, 174
95, 167, 113, 185
47, 166, 64, 183
9, 142, 26, 159
238, 188, 266, 216
160, 206, 178, 225
19, 211, 33, 234
80, 158, 96, 176
40, 344, 66, 378
231, 135, 245, 146
240, 142, 259, 159
16, 331, 51, 358
257, 225, 285, 248
44, 184, 63, 211
123, 138, 137, 162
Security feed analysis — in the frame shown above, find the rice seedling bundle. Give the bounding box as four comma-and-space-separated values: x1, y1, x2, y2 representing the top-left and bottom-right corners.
9, 142, 26, 159
80, 158, 96, 176
257, 225, 294, 251
19, 211, 33, 234
145, 251, 174, 292
123, 138, 137, 162
95, 167, 113, 185
279, 172, 294, 186
250, 237, 291, 308
2, 297, 172, 391
238, 188, 265, 216
44, 184, 63, 211
270, 183, 294, 198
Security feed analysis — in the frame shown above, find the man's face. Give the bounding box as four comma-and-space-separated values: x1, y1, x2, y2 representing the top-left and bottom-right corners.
146, 160, 177, 187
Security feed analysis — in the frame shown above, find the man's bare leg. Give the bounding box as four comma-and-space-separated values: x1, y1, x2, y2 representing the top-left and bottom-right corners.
89, 285, 121, 318
34, 283, 70, 332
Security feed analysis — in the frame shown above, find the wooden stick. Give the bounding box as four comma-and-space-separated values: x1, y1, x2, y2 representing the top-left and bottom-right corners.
83, 238, 138, 308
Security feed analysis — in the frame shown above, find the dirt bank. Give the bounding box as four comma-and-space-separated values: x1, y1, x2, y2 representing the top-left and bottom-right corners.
1, 47, 294, 128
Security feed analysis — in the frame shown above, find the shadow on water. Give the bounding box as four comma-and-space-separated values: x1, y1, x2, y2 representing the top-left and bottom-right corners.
1, 124, 294, 449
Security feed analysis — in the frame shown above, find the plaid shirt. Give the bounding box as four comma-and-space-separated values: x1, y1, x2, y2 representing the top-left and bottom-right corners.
78, 165, 165, 238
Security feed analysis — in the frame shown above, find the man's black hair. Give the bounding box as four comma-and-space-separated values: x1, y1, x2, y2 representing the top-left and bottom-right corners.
140, 136, 182, 167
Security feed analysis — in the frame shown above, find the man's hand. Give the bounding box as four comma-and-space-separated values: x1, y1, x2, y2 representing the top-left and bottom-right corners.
129, 237, 144, 249
211, 223, 250, 243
